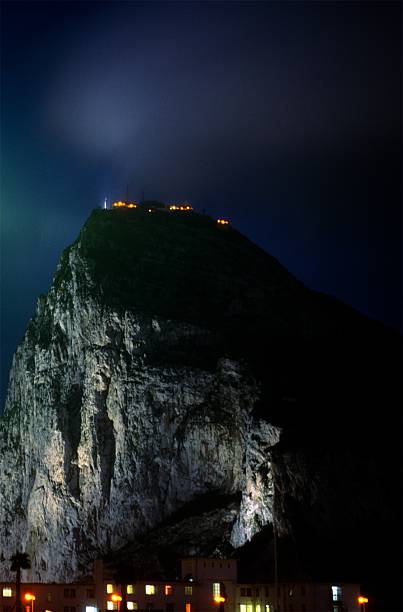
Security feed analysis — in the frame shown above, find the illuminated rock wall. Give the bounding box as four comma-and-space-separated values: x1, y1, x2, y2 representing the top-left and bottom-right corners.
0, 246, 280, 581
1, 209, 400, 605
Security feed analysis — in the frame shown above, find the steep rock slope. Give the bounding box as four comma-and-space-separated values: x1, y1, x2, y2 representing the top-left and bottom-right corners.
0, 210, 400, 606
0, 210, 286, 580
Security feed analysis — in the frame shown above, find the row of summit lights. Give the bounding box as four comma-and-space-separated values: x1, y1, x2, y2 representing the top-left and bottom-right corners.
109, 200, 230, 227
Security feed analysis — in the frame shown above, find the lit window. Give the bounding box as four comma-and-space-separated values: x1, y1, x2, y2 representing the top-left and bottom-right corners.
165, 586, 173, 596
265, 606, 271, 612
145, 585, 155, 596
185, 604, 191, 612
332, 586, 342, 602
256, 606, 261, 612
127, 603, 138, 610
127, 586, 134, 595
247, 605, 253, 612
107, 585, 113, 595
289, 588, 293, 597
184, 586, 192, 596
107, 603, 114, 610
240, 606, 247, 612
86, 607, 97, 612
213, 583, 220, 596
3, 589, 12, 598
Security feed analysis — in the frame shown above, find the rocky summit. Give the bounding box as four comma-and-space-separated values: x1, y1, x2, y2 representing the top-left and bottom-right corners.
0, 209, 400, 604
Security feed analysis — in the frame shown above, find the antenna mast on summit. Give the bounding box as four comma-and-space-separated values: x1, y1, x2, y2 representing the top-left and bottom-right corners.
104, 198, 107, 210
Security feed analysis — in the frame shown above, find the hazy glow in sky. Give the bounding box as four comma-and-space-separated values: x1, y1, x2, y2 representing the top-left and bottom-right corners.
1, 1, 401, 408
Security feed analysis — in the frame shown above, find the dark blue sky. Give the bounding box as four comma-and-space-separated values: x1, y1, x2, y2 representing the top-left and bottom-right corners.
1, 1, 401, 409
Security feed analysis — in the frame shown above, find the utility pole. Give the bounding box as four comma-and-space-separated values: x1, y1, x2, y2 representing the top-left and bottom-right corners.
273, 523, 278, 612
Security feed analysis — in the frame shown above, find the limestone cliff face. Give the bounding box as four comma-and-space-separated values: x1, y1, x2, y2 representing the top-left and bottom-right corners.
0, 233, 280, 581
1, 209, 400, 603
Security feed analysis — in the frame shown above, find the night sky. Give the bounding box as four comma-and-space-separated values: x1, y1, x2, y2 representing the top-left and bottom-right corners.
1, 1, 401, 410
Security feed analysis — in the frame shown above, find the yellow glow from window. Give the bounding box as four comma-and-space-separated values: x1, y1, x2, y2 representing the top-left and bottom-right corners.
185, 604, 191, 612
184, 586, 193, 596
256, 606, 261, 612
240, 606, 247, 612
165, 586, 173, 596
145, 585, 155, 595
107, 602, 114, 610
127, 585, 134, 595
127, 603, 137, 610
2, 588, 12, 598
107, 585, 113, 594
213, 583, 220, 596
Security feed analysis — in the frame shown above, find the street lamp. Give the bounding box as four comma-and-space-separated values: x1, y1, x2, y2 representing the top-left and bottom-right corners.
24, 593, 35, 612
213, 593, 226, 612
111, 593, 122, 612
358, 596, 369, 612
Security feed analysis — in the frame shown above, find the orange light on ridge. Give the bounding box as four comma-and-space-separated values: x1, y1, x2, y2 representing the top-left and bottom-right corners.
169, 204, 192, 212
